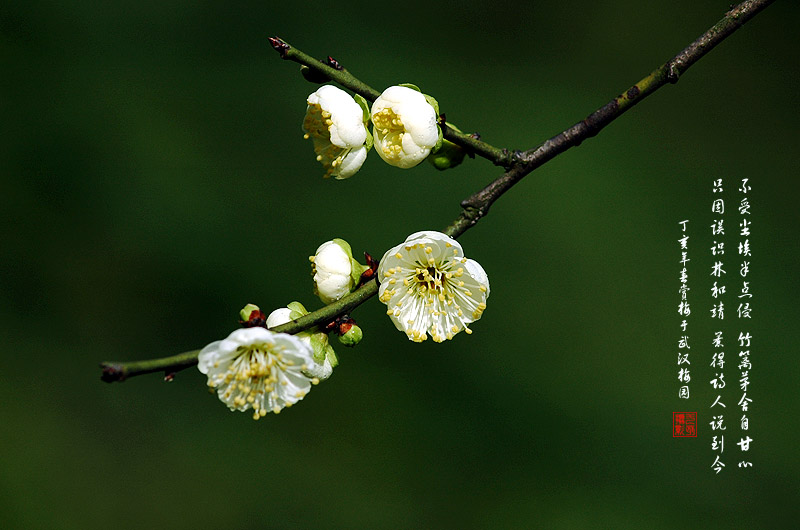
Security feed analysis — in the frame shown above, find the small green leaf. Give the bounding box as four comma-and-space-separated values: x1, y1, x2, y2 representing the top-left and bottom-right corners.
350, 258, 370, 286
423, 93, 440, 116
326, 345, 339, 367
399, 83, 421, 92
308, 333, 328, 363
353, 93, 371, 124
287, 301, 309, 320
364, 128, 374, 151
331, 238, 354, 259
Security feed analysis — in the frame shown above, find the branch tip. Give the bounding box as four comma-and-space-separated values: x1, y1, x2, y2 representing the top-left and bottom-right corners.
268, 36, 290, 58
100, 362, 126, 383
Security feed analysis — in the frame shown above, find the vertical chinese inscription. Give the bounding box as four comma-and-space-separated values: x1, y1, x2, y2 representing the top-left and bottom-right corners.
709, 178, 726, 473
678, 220, 691, 401
737, 179, 753, 468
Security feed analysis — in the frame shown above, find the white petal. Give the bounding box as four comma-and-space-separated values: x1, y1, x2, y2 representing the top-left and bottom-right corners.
312, 85, 367, 148
315, 241, 352, 275
463, 258, 490, 297
314, 240, 354, 303
303, 357, 333, 380
266, 307, 293, 328
335, 145, 368, 180
197, 340, 223, 374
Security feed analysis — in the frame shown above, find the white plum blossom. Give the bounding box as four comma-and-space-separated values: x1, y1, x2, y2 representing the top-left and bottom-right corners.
371, 86, 439, 169
311, 239, 356, 304
267, 306, 334, 381
197, 327, 321, 420
303, 85, 368, 179
378, 231, 489, 343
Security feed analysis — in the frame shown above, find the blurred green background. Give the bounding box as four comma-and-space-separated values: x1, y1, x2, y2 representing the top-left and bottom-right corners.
2, 1, 798, 528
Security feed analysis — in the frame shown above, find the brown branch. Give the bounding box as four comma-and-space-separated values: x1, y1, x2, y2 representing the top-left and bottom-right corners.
458, 0, 775, 225
101, 0, 774, 382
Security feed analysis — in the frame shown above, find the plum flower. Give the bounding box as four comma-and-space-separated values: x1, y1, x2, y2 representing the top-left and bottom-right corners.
303, 85, 369, 179
198, 327, 321, 419
311, 239, 355, 304
371, 86, 439, 169
378, 231, 489, 342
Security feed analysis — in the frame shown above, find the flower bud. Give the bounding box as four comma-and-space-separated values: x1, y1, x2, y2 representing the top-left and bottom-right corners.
338, 323, 363, 347
311, 239, 369, 304
239, 303, 261, 322
239, 303, 266, 327
428, 138, 466, 170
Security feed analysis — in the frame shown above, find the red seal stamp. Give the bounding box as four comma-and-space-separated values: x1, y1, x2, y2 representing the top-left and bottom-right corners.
673, 411, 697, 437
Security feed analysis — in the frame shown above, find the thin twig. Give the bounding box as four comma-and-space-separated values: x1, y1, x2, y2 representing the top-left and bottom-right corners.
101, 0, 774, 382
459, 0, 775, 220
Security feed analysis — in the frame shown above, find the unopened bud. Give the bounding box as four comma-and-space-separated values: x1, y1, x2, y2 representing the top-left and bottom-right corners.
428, 138, 466, 170
338, 323, 363, 347
239, 303, 266, 328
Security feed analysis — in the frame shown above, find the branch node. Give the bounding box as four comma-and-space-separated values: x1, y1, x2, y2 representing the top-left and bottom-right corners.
667, 63, 681, 84
509, 149, 526, 165
326, 56, 343, 70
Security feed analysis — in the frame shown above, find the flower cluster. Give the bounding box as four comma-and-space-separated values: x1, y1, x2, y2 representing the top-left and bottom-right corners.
303, 85, 441, 178
196, 78, 491, 421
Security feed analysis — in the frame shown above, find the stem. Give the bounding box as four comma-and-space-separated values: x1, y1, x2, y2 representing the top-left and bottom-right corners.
440, 123, 514, 167
272, 37, 381, 101
100, 350, 200, 382
101, 0, 774, 382
100, 280, 379, 383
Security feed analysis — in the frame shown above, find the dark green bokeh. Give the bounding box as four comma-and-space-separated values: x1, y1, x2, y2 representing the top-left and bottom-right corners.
2, 1, 798, 528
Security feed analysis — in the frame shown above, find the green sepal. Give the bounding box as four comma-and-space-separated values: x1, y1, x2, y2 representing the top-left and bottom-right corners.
364, 128, 374, 152
423, 93, 440, 116
330, 238, 369, 287
307, 332, 329, 364
239, 303, 260, 322
399, 83, 421, 92
331, 238, 354, 259
431, 124, 444, 154
353, 93, 371, 124
325, 344, 339, 367
427, 121, 465, 170
350, 258, 370, 286
287, 301, 309, 321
